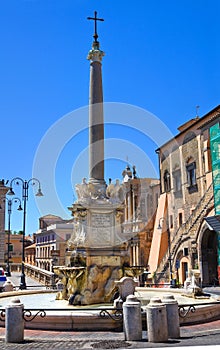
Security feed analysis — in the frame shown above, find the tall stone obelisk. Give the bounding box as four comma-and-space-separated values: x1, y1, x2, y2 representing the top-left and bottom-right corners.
87, 11, 106, 196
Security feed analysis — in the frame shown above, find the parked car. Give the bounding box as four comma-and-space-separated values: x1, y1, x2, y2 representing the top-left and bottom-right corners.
0, 268, 7, 292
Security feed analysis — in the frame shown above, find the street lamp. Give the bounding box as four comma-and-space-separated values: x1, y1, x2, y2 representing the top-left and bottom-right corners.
0, 197, 23, 276
157, 217, 174, 287
8, 177, 43, 289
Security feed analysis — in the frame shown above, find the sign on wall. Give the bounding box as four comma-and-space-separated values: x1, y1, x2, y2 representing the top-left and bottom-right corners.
210, 122, 220, 215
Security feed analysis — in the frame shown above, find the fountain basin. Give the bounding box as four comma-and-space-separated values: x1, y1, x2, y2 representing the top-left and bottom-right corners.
0, 288, 219, 330
0, 290, 122, 331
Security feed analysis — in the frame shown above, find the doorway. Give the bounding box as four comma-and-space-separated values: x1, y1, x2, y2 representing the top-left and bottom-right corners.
201, 229, 218, 286
182, 261, 188, 282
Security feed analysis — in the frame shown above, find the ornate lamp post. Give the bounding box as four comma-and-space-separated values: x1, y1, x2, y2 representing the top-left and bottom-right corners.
157, 217, 174, 286
8, 178, 43, 289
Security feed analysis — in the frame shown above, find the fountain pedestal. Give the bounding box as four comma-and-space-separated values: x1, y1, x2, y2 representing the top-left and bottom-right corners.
54, 179, 138, 305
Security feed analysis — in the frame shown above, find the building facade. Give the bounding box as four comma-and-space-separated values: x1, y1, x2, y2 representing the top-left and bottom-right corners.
35, 214, 73, 271
148, 105, 220, 286
121, 165, 160, 272
25, 242, 36, 266
4, 233, 33, 269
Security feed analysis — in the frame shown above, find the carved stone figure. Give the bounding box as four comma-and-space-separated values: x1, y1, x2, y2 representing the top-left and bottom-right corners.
75, 178, 90, 202
107, 179, 126, 204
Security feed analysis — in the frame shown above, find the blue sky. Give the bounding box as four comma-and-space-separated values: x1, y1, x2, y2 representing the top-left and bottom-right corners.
1, 0, 219, 234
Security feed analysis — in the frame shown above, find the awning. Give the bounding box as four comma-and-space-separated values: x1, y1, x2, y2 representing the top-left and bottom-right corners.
204, 216, 220, 232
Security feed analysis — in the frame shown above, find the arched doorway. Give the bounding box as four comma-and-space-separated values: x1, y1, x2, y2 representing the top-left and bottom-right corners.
178, 257, 189, 285
201, 228, 218, 286
175, 250, 189, 286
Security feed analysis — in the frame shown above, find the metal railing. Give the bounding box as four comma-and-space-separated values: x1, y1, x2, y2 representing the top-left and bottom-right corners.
0, 307, 123, 323
178, 301, 220, 318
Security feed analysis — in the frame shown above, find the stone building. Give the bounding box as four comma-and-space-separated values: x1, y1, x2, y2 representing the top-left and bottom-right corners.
4, 233, 33, 270
25, 242, 36, 266
121, 165, 160, 270
35, 214, 73, 271
148, 104, 220, 286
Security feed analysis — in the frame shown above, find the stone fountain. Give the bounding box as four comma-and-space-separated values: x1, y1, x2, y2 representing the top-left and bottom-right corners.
183, 269, 203, 297
54, 177, 138, 305
54, 13, 143, 305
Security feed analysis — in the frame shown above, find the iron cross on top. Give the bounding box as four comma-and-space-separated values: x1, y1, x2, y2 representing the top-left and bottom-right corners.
87, 11, 104, 42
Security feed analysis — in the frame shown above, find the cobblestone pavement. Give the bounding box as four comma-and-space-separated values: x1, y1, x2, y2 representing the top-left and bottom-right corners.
0, 320, 220, 349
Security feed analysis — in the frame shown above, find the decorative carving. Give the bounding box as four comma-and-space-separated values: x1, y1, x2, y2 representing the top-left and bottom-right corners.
87, 47, 105, 62
88, 183, 106, 200
68, 217, 87, 248
114, 277, 138, 301
75, 178, 90, 202
107, 180, 126, 204
75, 178, 126, 206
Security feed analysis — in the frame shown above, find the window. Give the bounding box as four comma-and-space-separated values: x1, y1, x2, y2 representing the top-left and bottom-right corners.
140, 198, 146, 218
184, 247, 189, 256
169, 215, 173, 229
179, 212, 183, 226
186, 162, 197, 188
173, 169, 182, 193
9, 244, 13, 252
164, 170, 171, 192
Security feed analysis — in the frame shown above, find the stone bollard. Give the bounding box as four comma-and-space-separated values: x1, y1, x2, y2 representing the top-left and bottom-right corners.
123, 294, 142, 341
162, 294, 180, 339
5, 298, 24, 343
146, 297, 168, 343
3, 281, 14, 292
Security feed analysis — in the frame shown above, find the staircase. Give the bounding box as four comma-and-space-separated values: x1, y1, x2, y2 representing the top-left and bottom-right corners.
155, 183, 214, 283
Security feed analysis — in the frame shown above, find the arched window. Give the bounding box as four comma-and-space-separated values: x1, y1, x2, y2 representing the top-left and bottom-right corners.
183, 131, 196, 144
164, 170, 171, 192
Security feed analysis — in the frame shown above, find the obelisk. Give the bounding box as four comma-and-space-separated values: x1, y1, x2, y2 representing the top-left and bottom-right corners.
87, 11, 106, 194
59, 13, 134, 305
